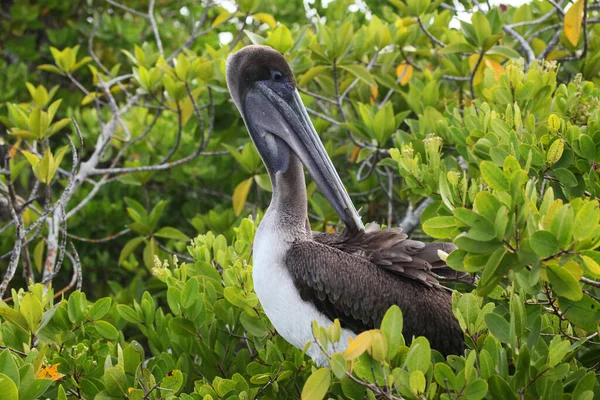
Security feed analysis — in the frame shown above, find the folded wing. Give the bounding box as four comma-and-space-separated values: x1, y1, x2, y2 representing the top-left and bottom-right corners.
285, 239, 465, 356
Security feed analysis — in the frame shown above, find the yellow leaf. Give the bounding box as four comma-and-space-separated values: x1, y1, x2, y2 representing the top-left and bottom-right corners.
484, 57, 505, 80
582, 256, 600, 276
325, 225, 336, 234
253, 13, 276, 28
369, 85, 379, 105
9, 140, 21, 158
212, 11, 231, 27
343, 331, 372, 361
563, 260, 583, 281
396, 62, 413, 86
349, 145, 360, 163
232, 177, 254, 216
37, 364, 65, 381
469, 55, 505, 85
564, 0, 584, 46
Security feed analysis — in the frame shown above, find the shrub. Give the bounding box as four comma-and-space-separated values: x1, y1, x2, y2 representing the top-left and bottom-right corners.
2, 0, 600, 398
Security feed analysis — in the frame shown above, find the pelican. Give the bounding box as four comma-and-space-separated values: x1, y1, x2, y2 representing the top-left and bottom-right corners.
226, 45, 464, 365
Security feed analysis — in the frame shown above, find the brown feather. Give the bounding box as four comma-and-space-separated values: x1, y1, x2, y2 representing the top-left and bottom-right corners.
286, 240, 465, 356
312, 222, 472, 287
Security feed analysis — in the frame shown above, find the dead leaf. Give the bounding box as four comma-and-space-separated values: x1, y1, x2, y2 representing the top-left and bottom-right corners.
37, 364, 65, 381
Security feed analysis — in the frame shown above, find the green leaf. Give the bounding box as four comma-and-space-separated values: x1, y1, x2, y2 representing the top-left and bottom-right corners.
488, 375, 517, 400
550, 205, 574, 249
298, 66, 328, 87
118, 237, 145, 265
559, 295, 600, 331
104, 366, 128, 396
484, 313, 510, 343
0, 373, 18, 400
240, 312, 268, 337
407, 0, 431, 15
0, 350, 19, 387
434, 363, 455, 389
330, 353, 347, 379
154, 227, 190, 242
487, 45, 522, 59
404, 336, 431, 373
267, 25, 293, 53
339, 64, 377, 86
0, 306, 30, 333
148, 200, 168, 231
409, 370, 426, 393
548, 337, 570, 367
67, 291, 87, 325
440, 42, 476, 54
579, 134, 596, 160
530, 230, 559, 257
546, 263, 583, 301
464, 379, 488, 400
20, 293, 43, 332
574, 201, 599, 241
380, 305, 403, 359
117, 304, 144, 324
480, 161, 509, 191
161, 370, 183, 395
89, 298, 112, 320
301, 368, 330, 400
372, 102, 395, 144
554, 167, 578, 187
95, 321, 119, 340
472, 12, 492, 47
422, 216, 457, 239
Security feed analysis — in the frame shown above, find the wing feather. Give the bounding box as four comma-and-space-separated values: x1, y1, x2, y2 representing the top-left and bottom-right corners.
286, 240, 465, 356
312, 223, 473, 286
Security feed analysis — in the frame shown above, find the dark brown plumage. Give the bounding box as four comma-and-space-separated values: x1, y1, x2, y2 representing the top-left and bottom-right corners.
291, 225, 467, 356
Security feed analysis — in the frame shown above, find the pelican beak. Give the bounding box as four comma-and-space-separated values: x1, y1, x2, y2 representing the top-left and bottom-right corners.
241, 82, 364, 232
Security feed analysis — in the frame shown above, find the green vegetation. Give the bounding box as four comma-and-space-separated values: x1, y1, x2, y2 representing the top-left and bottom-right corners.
2, 0, 600, 398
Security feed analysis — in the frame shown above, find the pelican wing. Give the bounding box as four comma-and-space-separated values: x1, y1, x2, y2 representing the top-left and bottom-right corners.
312, 223, 473, 287
285, 240, 465, 356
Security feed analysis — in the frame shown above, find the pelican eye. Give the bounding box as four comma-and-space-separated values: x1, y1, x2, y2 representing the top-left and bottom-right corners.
271, 70, 283, 82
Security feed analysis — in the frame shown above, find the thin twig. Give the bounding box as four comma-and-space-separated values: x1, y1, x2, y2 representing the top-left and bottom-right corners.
105, 0, 148, 18
469, 50, 485, 99
503, 25, 535, 68
68, 228, 131, 243
148, 0, 163, 56
416, 17, 446, 47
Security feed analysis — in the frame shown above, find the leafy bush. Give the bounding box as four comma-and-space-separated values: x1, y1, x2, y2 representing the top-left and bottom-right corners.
2, 0, 600, 398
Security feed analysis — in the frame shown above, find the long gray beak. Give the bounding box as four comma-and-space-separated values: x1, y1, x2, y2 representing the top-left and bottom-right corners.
245, 83, 364, 232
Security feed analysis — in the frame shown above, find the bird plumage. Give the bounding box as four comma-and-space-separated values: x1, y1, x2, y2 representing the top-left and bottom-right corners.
225, 44, 467, 363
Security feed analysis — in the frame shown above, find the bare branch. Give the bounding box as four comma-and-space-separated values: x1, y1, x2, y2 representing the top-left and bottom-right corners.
167, 5, 237, 62
105, 0, 148, 18
159, 104, 183, 164
155, 240, 193, 262
416, 17, 446, 47
399, 198, 434, 234
148, 0, 163, 55
68, 228, 131, 243
503, 25, 536, 68
0, 159, 23, 298
469, 50, 485, 99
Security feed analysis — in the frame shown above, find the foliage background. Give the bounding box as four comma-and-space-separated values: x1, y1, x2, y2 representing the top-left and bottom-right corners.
1, 0, 600, 398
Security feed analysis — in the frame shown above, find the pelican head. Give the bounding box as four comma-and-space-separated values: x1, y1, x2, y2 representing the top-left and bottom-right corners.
226, 45, 363, 232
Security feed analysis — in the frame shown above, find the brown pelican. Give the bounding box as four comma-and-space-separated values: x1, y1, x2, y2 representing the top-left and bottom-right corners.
226, 45, 464, 365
